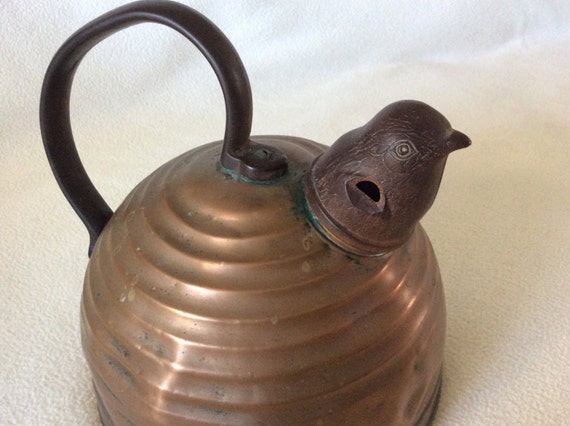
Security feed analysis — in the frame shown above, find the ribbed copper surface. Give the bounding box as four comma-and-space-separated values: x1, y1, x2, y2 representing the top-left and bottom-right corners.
81, 136, 445, 425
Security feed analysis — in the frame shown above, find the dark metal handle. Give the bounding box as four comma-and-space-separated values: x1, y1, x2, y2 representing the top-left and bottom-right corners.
40, 0, 288, 255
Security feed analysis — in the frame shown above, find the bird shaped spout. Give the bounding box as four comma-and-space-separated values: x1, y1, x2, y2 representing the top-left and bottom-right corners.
304, 100, 471, 256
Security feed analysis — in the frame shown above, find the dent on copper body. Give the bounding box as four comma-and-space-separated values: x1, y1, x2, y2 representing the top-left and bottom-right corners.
39, 1, 470, 425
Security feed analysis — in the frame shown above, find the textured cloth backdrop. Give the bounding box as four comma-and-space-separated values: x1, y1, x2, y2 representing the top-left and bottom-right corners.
1, 1, 569, 424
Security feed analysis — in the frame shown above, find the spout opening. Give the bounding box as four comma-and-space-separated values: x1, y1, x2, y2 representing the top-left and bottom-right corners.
356, 180, 381, 203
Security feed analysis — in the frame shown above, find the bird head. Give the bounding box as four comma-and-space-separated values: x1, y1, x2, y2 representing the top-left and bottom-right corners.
304, 100, 471, 256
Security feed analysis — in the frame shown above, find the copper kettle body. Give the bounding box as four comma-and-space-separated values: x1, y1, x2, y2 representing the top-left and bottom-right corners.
40, 2, 470, 425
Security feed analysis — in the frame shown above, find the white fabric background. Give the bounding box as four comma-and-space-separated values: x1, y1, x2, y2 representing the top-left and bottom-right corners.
1, 1, 569, 424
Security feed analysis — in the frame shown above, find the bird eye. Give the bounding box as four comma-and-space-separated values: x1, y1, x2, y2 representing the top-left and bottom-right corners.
391, 140, 418, 161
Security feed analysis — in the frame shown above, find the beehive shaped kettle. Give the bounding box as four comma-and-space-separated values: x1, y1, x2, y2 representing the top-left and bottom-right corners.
40, 1, 470, 425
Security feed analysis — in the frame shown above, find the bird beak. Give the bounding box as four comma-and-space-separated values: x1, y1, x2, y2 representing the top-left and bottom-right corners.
445, 130, 471, 153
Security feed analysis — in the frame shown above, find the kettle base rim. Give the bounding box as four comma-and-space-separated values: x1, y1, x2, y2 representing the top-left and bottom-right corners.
93, 372, 443, 426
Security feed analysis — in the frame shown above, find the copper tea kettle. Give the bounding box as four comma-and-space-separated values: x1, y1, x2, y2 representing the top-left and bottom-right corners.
40, 2, 470, 425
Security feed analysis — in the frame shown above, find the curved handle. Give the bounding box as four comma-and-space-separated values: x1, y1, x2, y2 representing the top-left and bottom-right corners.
40, 0, 287, 255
